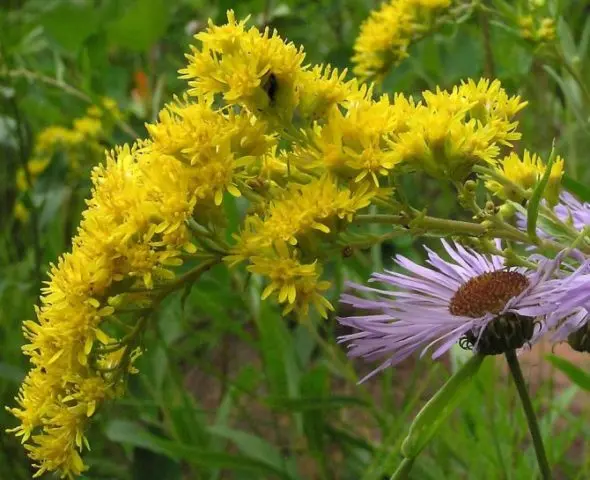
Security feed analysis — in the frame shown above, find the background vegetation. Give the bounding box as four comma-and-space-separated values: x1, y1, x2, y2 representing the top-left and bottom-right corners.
1, 0, 590, 478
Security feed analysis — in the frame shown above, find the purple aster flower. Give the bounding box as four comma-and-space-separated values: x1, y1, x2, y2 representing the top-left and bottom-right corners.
554, 191, 590, 229
338, 240, 588, 381
544, 266, 590, 351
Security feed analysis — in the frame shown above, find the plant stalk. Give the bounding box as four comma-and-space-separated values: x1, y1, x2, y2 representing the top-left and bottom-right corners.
505, 349, 552, 480
389, 457, 414, 480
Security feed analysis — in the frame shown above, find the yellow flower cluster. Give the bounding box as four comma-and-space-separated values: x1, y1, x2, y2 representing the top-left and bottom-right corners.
180, 11, 367, 126
393, 78, 527, 179
227, 176, 374, 316
289, 78, 526, 183
8, 10, 540, 478
352, 0, 452, 82
14, 98, 121, 222
518, 15, 556, 44
7, 91, 278, 476
486, 149, 564, 205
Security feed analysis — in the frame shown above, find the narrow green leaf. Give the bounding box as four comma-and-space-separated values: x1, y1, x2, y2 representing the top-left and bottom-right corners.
270, 396, 368, 411
546, 354, 590, 390
105, 420, 293, 478
579, 15, 590, 59
401, 354, 485, 458
254, 301, 300, 399
543, 65, 588, 127
299, 366, 328, 458
207, 425, 291, 475
527, 144, 557, 241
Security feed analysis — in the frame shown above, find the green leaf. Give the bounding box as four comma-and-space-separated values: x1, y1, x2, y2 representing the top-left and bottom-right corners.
543, 65, 587, 126
254, 301, 300, 399
105, 420, 294, 478
270, 395, 368, 411
207, 425, 291, 475
107, 0, 171, 51
401, 354, 485, 458
0, 362, 24, 383
527, 144, 557, 241
578, 15, 590, 59
546, 354, 590, 391
41, 2, 101, 52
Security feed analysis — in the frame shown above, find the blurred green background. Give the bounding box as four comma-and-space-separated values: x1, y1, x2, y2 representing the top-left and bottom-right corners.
2, 0, 590, 478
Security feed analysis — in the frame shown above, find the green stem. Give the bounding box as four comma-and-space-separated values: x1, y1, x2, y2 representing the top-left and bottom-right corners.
505, 350, 552, 480
153, 257, 220, 303
2, 67, 140, 139
389, 458, 415, 480
355, 214, 405, 225
355, 209, 589, 257
355, 214, 492, 238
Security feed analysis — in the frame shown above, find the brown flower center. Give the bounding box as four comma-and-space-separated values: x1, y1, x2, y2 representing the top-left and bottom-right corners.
449, 271, 529, 318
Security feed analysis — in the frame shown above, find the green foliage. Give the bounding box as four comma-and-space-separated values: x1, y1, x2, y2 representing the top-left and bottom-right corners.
1, 0, 590, 478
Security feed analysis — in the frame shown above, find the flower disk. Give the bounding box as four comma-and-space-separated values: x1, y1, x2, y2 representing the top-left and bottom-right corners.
338, 240, 588, 381
449, 271, 530, 318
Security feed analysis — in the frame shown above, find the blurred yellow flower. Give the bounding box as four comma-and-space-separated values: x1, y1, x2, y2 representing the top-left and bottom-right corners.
518, 15, 555, 43
14, 99, 124, 222
352, 0, 451, 82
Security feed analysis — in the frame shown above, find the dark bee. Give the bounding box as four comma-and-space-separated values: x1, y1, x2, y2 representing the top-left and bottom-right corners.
262, 72, 278, 105
342, 245, 354, 258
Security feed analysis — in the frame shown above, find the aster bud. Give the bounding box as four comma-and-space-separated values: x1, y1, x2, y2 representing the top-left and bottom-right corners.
567, 324, 590, 353
461, 313, 536, 355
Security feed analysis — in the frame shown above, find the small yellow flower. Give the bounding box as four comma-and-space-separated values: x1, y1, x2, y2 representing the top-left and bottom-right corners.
537, 17, 556, 42
248, 241, 334, 317
518, 14, 555, 43
297, 65, 366, 121
73, 116, 103, 138
228, 175, 374, 264
295, 94, 413, 184
180, 10, 306, 123
387, 79, 524, 180
14, 201, 30, 222
485, 150, 564, 205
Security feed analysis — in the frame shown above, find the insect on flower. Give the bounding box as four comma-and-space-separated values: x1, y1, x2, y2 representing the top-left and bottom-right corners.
337, 240, 590, 381
262, 72, 279, 105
